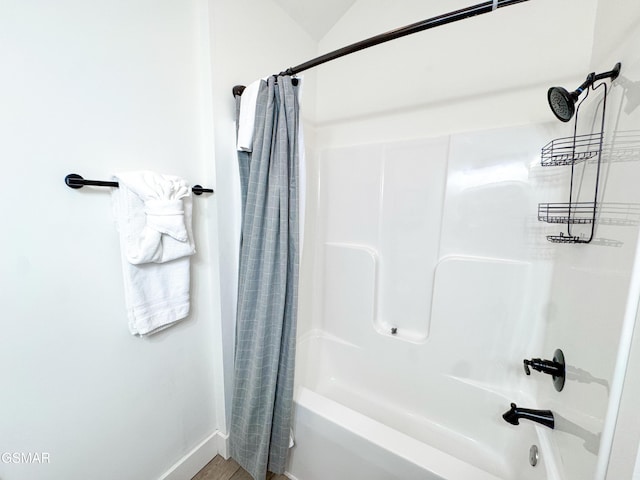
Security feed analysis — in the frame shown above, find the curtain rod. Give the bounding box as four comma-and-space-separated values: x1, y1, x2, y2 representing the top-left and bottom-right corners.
232, 0, 530, 96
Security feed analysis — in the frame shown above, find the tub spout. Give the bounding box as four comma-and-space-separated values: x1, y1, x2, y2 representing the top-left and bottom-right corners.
502, 403, 555, 429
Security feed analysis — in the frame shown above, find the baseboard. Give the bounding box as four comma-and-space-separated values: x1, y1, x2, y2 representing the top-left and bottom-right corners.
159, 430, 229, 480
213, 430, 230, 459
284, 472, 300, 480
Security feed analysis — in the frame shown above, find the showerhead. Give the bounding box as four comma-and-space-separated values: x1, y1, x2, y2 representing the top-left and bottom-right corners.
547, 86, 580, 122
546, 63, 622, 122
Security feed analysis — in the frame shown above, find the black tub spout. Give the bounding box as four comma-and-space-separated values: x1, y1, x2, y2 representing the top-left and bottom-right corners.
502, 403, 555, 429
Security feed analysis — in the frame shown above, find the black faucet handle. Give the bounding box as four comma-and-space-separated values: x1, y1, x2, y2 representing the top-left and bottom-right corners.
522, 349, 566, 392
525, 357, 559, 375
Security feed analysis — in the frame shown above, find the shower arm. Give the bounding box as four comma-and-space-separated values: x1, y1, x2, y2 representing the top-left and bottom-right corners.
574, 64, 622, 96
574, 74, 596, 96
232, 0, 532, 96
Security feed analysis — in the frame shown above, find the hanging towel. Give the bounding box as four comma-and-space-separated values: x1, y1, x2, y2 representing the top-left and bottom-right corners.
112, 171, 196, 336
237, 78, 262, 152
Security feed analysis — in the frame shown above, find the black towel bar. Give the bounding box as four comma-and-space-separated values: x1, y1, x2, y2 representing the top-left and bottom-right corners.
65, 174, 214, 196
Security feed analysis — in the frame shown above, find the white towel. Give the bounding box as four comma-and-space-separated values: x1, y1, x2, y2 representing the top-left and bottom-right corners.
112, 171, 196, 336
237, 78, 262, 152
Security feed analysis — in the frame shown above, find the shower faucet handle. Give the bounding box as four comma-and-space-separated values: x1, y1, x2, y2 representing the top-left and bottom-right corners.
523, 358, 561, 376
522, 349, 566, 392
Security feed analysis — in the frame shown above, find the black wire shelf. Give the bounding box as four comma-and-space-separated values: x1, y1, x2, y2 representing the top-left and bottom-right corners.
546, 233, 589, 244
540, 132, 603, 166
538, 202, 596, 224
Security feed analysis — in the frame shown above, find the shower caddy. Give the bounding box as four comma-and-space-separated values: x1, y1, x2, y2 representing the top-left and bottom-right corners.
537, 63, 621, 244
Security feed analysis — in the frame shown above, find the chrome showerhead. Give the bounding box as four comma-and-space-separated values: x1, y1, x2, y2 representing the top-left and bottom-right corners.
547, 63, 621, 122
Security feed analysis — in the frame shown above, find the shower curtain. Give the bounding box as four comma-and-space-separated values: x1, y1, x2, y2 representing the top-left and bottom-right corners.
229, 76, 300, 480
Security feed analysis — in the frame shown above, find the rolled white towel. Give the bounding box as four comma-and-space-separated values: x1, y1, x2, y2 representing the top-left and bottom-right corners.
115, 171, 195, 264
112, 170, 195, 336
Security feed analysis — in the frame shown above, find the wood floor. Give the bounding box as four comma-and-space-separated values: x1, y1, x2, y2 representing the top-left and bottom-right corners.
192, 455, 289, 480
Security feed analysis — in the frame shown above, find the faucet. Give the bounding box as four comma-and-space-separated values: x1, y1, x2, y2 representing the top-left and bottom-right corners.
523, 358, 563, 377
523, 348, 566, 392
502, 403, 555, 429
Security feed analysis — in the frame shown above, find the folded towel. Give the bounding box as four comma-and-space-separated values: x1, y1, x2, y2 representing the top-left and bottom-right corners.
112, 171, 195, 336
237, 78, 262, 152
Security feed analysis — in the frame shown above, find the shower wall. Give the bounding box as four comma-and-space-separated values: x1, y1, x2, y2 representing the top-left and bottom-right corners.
583, 2, 640, 478
301, 0, 599, 351
298, 0, 640, 479
304, 124, 560, 341
316, 138, 448, 343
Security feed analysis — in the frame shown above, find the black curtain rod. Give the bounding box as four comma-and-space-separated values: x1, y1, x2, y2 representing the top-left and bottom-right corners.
64, 174, 214, 196
233, 0, 530, 96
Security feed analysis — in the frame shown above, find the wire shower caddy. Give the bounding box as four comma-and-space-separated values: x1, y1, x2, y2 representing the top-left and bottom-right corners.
538, 77, 612, 244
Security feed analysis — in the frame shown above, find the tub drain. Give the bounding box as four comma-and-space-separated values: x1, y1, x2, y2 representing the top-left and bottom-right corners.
529, 445, 539, 467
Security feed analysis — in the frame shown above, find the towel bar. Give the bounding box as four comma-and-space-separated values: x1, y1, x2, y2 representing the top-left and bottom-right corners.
64, 174, 214, 196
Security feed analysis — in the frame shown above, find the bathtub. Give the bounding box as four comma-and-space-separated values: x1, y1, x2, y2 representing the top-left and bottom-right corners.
286, 250, 564, 479
286, 334, 562, 480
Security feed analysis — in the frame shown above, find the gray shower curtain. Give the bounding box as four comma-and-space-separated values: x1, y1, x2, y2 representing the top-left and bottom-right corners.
229, 76, 300, 480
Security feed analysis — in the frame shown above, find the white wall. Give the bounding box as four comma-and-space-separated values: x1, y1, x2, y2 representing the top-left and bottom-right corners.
206, 0, 318, 436
0, 1, 222, 479
314, 0, 598, 145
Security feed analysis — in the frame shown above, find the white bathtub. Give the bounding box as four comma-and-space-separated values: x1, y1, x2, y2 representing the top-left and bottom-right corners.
287, 134, 571, 478
287, 252, 564, 479
286, 331, 562, 480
